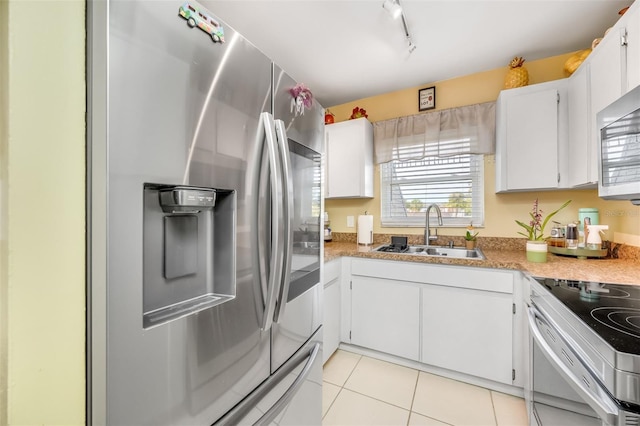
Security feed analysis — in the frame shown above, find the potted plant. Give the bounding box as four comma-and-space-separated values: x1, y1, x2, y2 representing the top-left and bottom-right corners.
464, 222, 479, 249
516, 199, 571, 262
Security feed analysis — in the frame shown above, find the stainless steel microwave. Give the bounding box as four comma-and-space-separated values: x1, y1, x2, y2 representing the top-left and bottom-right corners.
596, 85, 640, 205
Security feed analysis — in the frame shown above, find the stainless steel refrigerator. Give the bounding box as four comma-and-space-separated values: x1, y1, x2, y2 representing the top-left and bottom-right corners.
87, 1, 324, 424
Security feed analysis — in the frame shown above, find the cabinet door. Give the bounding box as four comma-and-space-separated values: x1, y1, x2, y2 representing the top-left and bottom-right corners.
421, 284, 513, 384
590, 28, 625, 190
323, 276, 341, 364
351, 276, 420, 361
507, 89, 559, 190
626, 7, 640, 91
567, 63, 596, 186
325, 118, 373, 199
591, 27, 625, 118
496, 80, 567, 192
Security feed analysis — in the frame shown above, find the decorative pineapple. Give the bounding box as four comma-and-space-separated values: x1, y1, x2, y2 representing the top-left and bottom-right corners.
504, 57, 529, 89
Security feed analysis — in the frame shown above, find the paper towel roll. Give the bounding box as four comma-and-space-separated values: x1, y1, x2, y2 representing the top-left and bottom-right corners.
357, 215, 373, 245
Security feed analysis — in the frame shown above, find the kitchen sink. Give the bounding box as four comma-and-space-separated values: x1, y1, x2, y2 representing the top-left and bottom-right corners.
293, 241, 320, 249
375, 244, 485, 260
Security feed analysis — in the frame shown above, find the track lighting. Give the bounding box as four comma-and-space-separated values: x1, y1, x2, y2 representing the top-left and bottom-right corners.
383, 0, 416, 54
408, 39, 417, 53
382, 0, 402, 19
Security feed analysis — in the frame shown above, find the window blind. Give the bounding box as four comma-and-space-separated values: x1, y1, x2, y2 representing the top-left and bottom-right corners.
375, 102, 493, 228
380, 138, 484, 227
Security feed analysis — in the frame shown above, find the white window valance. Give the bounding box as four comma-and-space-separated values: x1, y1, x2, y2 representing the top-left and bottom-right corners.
373, 101, 496, 164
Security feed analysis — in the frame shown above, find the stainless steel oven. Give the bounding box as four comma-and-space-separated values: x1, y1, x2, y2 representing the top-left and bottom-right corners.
527, 277, 640, 426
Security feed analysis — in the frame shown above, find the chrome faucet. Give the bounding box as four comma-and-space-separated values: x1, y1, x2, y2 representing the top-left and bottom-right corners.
424, 204, 443, 246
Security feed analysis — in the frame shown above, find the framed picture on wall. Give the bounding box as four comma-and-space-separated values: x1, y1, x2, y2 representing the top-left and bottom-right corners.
418, 86, 436, 111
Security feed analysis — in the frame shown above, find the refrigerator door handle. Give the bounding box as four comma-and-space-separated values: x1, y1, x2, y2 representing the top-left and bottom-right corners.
254, 342, 320, 425
260, 112, 285, 331
273, 119, 294, 323
213, 342, 320, 426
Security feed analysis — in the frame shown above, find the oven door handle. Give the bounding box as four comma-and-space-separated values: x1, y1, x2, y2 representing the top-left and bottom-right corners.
527, 306, 620, 424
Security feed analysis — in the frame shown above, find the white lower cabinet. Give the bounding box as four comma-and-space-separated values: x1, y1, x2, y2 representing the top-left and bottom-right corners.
344, 257, 520, 386
323, 258, 342, 364
420, 283, 513, 384
351, 276, 420, 361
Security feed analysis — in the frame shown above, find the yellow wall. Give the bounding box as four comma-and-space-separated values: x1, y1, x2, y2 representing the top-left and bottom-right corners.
0, 1, 86, 424
0, 0, 8, 423
325, 53, 640, 240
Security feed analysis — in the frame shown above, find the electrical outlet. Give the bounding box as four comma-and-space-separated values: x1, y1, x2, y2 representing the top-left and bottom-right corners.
347, 216, 355, 228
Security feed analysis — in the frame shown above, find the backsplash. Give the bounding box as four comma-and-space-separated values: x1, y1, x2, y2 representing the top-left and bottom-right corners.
610, 242, 640, 261
332, 232, 527, 250
330, 232, 640, 261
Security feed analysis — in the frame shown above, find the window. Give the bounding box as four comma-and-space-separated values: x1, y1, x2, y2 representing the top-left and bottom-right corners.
380, 144, 484, 227
374, 102, 494, 228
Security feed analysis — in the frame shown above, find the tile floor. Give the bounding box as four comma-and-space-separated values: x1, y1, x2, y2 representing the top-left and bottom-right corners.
323, 350, 528, 426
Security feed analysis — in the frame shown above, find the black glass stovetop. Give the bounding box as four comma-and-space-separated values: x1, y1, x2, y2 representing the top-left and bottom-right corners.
535, 277, 640, 356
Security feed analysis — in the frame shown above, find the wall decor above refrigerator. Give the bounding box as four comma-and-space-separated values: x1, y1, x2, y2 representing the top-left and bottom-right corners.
87, 1, 324, 424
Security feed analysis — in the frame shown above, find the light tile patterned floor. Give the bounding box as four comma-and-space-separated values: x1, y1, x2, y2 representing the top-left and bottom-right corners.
323, 350, 528, 426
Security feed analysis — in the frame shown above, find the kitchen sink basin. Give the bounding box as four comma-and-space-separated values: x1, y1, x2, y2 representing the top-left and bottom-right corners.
293, 241, 320, 249
408, 245, 485, 259
376, 244, 485, 260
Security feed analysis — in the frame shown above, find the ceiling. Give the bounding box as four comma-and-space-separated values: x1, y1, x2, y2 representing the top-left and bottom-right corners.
207, 0, 631, 107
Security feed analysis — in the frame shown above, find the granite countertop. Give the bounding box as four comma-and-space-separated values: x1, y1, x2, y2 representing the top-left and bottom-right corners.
324, 241, 640, 286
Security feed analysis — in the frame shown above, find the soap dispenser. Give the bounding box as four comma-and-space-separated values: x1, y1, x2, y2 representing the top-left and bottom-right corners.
586, 225, 609, 250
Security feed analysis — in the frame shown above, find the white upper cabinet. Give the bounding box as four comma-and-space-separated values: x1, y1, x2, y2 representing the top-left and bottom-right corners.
626, 5, 640, 91
567, 63, 596, 187
590, 27, 626, 115
568, 3, 639, 189
589, 27, 626, 162
497, 1, 640, 192
495, 79, 568, 193
324, 118, 374, 199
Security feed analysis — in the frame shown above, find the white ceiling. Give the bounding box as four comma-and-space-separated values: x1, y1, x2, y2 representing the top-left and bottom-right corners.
206, 0, 631, 107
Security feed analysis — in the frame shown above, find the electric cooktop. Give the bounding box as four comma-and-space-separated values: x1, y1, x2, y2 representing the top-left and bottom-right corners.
535, 277, 640, 356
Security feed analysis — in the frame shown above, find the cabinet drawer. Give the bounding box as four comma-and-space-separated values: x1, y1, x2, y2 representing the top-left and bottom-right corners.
350, 258, 513, 294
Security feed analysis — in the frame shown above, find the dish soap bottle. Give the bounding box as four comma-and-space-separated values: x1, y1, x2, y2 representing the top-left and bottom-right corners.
586, 225, 608, 250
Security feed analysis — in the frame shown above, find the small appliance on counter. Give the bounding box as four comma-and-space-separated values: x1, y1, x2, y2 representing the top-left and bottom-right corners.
324, 212, 332, 242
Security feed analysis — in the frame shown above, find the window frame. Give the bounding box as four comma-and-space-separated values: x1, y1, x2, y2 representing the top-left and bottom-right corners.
380, 151, 485, 228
